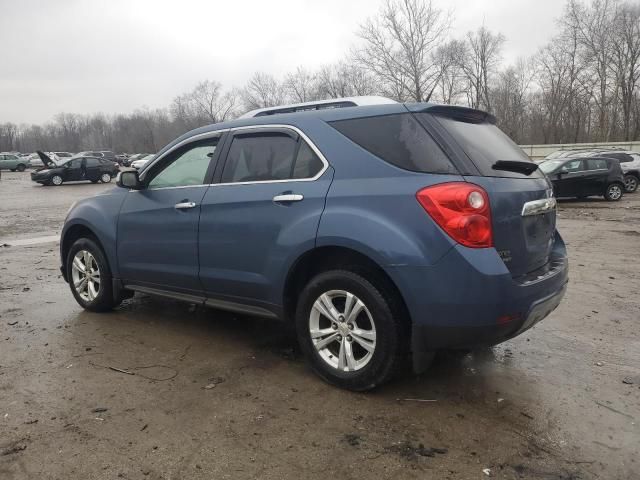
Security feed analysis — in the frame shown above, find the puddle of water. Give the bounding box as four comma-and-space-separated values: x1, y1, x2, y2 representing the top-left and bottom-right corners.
1, 235, 60, 246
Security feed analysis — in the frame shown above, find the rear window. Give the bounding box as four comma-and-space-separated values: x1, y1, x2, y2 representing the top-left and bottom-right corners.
329, 113, 458, 174
431, 115, 543, 178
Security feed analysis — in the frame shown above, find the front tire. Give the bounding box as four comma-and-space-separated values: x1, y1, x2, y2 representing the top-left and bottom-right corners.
295, 270, 406, 391
66, 237, 119, 312
604, 182, 624, 201
624, 174, 638, 193
51, 175, 63, 186
100, 173, 112, 183
16, 164, 26, 172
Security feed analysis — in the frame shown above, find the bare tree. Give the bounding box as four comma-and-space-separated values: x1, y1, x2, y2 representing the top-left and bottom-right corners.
283, 67, 320, 103
565, 0, 618, 141
461, 25, 505, 111
611, 1, 640, 140
433, 39, 467, 104
354, 0, 452, 102
316, 62, 377, 98
241, 72, 287, 110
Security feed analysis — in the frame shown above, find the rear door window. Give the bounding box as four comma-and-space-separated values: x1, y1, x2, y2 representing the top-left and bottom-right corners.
428, 114, 543, 178
586, 159, 607, 171
329, 113, 458, 174
221, 133, 298, 183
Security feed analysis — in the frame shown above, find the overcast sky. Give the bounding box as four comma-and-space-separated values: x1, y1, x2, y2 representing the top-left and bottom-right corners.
1, 0, 566, 124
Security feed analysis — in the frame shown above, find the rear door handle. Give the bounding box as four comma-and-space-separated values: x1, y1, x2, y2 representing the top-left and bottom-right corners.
175, 201, 197, 210
273, 194, 304, 203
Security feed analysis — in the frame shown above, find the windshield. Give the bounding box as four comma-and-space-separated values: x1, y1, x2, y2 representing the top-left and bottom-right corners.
539, 160, 563, 174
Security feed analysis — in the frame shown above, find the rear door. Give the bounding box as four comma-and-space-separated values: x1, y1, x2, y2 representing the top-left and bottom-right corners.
198, 126, 332, 309
418, 110, 556, 277
583, 158, 608, 195
85, 157, 101, 181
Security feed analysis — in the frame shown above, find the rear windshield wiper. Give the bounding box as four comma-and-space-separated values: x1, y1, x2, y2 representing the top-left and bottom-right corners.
492, 160, 539, 176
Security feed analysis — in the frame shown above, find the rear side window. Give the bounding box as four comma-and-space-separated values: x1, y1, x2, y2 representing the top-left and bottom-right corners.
430, 115, 543, 178
586, 159, 607, 170
330, 113, 457, 174
292, 141, 324, 179
222, 133, 297, 183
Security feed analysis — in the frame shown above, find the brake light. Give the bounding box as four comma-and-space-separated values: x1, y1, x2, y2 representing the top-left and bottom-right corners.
416, 182, 493, 248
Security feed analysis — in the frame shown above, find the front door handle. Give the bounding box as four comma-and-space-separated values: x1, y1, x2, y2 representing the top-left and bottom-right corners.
273, 194, 304, 203
175, 201, 197, 210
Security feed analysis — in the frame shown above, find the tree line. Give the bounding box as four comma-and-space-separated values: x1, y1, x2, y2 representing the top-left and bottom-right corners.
2, 0, 640, 154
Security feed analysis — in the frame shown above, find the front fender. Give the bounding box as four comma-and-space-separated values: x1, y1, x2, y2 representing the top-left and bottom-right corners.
61, 190, 125, 277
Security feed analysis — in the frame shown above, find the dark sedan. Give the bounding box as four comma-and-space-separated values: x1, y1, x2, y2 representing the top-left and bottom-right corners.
31, 151, 119, 186
540, 157, 626, 201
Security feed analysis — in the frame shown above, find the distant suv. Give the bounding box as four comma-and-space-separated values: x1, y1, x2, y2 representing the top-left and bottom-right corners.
540, 157, 626, 201
60, 100, 568, 390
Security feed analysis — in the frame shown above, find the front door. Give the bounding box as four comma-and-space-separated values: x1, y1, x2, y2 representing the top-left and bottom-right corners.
198, 127, 332, 310
65, 158, 85, 182
553, 159, 584, 197
117, 135, 223, 295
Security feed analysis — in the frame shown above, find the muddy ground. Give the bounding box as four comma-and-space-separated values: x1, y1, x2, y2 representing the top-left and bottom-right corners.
0, 171, 638, 479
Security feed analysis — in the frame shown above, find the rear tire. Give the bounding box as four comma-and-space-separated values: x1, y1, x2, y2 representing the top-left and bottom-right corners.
295, 270, 407, 391
16, 164, 26, 172
66, 237, 119, 312
604, 182, 624, 201
624, 174, 638, 193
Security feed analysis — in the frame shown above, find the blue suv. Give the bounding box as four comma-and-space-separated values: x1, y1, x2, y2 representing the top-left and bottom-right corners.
60, 100, 568, 391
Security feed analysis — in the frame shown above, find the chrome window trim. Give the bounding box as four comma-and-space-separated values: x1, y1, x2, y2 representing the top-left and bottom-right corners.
138, 124, 329, 191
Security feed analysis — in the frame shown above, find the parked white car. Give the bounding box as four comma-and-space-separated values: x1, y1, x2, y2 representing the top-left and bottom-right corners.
130, 154, 155, 170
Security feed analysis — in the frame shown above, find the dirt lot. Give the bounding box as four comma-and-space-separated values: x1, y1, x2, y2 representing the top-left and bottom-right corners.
0, 171, 638, 479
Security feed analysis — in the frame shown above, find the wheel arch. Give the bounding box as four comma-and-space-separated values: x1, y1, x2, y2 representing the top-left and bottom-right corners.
61, 224, 108, 275
282, 245, 413, 332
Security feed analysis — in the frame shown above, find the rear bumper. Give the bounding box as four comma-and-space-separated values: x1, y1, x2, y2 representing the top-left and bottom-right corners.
387, 231, 569, 352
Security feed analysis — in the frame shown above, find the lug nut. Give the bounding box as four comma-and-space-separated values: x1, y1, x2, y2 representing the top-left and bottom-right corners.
338, 315, 345, 322
337, 335, 342, 341
347, 335, 352, 342
348, 323, 354, 330
332, 323, 338, 330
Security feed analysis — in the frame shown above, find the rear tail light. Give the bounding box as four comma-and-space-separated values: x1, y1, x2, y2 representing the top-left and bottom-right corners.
416, 182, 493, 248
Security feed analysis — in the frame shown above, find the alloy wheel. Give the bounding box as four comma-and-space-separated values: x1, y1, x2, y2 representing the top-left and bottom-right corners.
624, 175, 638, 193
52, 175, 63, 186
101, 173, 111, 183
607, 184, 622, 200
309, 290, 376, 372
71, 250, 101, 302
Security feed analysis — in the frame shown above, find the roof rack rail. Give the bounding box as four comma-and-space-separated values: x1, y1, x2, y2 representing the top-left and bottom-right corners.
239, 96, 397, 119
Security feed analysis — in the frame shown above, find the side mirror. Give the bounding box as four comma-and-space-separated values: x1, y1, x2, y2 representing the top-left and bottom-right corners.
116, 170, 142, 190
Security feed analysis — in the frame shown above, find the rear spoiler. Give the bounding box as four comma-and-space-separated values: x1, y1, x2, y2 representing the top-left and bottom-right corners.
410, 104, 496, 124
